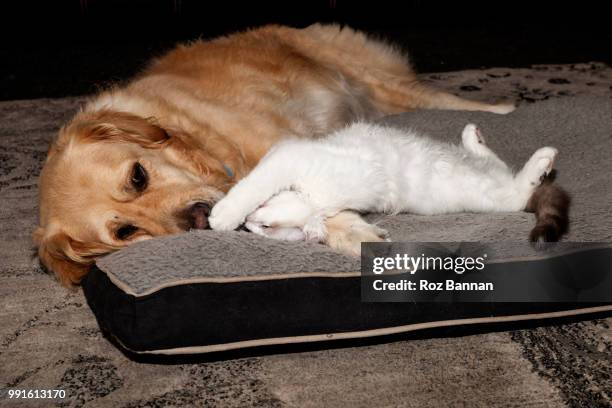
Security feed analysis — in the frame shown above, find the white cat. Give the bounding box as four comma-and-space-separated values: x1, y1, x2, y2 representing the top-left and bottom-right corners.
209, 123, 558, 242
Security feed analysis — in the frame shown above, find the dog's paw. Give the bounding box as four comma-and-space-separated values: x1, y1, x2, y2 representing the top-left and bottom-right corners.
303, 216, 328, 242
327, 221, 389, 257
489, 103, 516, 115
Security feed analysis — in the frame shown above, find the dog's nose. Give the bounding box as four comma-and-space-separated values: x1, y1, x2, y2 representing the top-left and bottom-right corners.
188, 202, 211, 230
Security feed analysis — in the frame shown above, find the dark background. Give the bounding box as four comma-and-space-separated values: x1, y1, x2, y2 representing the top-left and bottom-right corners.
2, 0, 611, 101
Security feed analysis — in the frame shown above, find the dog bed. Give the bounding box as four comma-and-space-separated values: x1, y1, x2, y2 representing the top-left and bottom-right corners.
83, 96, 612, 356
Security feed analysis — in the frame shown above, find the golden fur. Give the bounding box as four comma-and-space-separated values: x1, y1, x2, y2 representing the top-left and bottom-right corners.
35, 24, 513, 287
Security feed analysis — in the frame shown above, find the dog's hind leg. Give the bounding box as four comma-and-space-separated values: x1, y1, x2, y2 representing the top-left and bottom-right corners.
364, 74, 516, 115
296, 24, 515, 115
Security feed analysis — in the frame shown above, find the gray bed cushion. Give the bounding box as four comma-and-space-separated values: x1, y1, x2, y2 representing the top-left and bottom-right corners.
84, 96, 612, 356
96, 230, 361, 296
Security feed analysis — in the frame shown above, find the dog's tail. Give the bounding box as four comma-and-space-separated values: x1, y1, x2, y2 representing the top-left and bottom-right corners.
525, 171, 571, 243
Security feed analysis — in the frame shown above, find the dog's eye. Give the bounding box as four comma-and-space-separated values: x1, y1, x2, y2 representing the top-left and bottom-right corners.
116, 225, 138, 240
131, 162, 148, 191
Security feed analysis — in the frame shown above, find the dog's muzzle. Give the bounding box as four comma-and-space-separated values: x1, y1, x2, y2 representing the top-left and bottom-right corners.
187, 202, 212, 230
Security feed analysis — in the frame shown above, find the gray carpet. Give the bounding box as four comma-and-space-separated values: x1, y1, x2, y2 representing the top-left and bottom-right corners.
1, 63, 611, 407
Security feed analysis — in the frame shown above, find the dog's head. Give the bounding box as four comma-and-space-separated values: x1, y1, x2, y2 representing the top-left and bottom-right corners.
35, 110, 243, 287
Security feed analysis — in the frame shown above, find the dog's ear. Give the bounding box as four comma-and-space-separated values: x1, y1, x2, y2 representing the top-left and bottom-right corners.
69, 110, 170, 149
33, 228, 112, 288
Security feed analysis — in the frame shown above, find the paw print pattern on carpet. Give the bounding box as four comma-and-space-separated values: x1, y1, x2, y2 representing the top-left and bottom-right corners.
421, 62, 612, 106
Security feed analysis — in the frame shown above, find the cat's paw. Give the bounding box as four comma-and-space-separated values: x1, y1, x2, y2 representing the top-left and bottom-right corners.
462, 123, 485, 147
246, 205, 277, 226
245, 221, 306, 241
208, 199, 248, 231
525, 147, 558, 186
246, 191, 313, 228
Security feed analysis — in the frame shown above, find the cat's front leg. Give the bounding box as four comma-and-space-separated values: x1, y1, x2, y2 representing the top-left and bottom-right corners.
208, 181, 264, 231
245, 221, 306, 241
461, 123, 507, 169
245, 191, 329, 242
209, 147, 298, 231
246, 191, 314, 228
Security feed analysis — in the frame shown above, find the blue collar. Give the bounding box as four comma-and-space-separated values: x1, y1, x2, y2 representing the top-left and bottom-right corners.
222, 163, 234, 178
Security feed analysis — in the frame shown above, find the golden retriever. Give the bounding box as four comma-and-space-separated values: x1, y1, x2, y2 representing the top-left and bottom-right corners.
34, 24, 515, 287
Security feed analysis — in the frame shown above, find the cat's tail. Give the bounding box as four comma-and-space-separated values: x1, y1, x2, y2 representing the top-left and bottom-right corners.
524, 171, 571, 243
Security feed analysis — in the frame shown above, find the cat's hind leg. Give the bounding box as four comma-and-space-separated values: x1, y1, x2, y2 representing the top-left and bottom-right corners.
512, 147, 558, 209
516, 147, 558, 187
461, 124, 507, 169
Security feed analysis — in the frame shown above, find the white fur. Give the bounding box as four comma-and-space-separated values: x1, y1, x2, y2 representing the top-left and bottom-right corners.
209, 123, 557, 242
